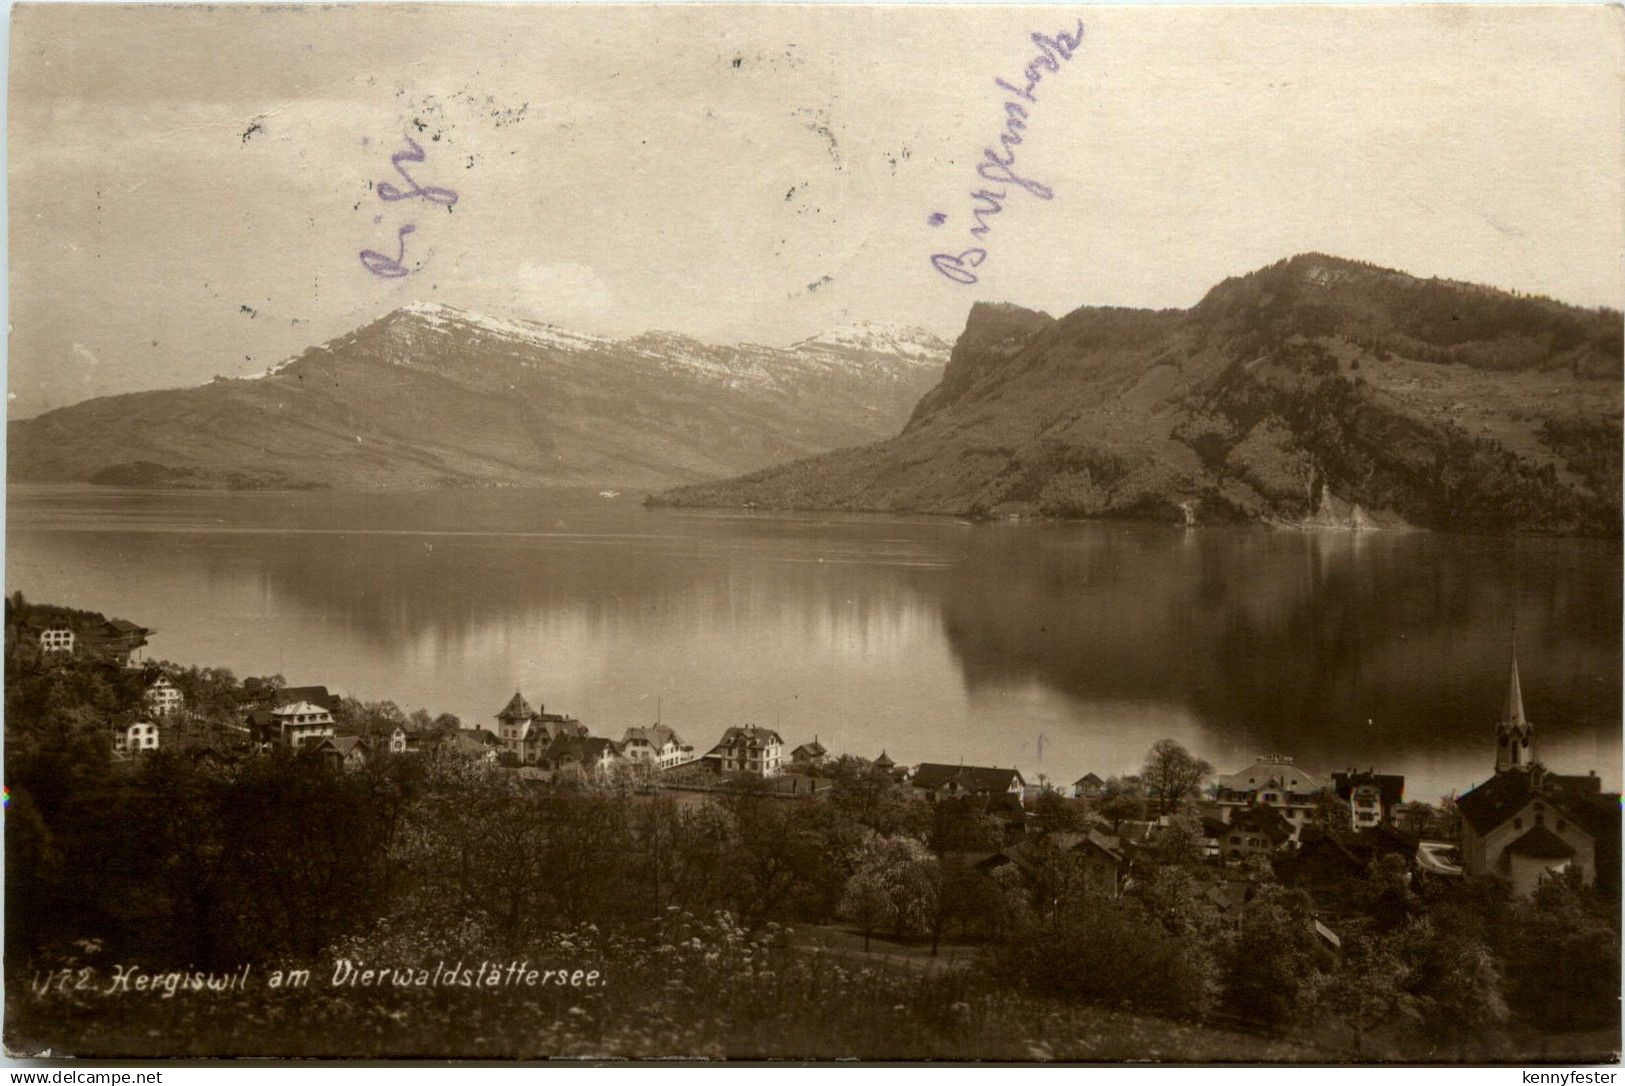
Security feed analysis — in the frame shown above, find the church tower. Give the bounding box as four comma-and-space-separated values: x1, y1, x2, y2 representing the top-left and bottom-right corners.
1495, 636, 1534, 773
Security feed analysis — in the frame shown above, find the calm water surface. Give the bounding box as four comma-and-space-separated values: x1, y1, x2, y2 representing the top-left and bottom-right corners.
6, 485, 1620, 803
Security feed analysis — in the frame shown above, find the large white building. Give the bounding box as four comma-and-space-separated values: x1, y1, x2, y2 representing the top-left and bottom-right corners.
271, 701, 336, 750
1456, 644, 1619, 896
1214, 755, 1328, 841
707, 725, 784, 777
494, 691, 587, 764
620, 724, 694, 770
146, 676, 185, 718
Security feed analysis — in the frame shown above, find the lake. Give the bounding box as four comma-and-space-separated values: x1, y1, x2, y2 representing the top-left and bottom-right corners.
6, 484, 1620, 803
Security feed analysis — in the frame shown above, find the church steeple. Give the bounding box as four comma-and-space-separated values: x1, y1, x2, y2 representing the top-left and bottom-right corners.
1495, 632, 1534, 773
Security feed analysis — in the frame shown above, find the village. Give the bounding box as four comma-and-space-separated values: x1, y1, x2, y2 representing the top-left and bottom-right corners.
18, 597, 1620, 920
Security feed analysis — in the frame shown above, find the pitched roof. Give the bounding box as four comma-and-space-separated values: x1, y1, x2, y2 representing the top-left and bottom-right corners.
1332, 770, 1405, 808
911, 763, 1024, 794
624, 724, 685, 749
1074, 772, 1105, 788
874, 750, 896, 768
272, 701, 331, 719
1456, 766, 1613, 838
272, 686, 340, 712
497, 691, 538, 721
791, 740, 827, 758
714, 725, 783, 748
1506, 824, 1576, 859
1218, 758, 1324, 795
447, 729, 498, 755
544, 735, 620, 763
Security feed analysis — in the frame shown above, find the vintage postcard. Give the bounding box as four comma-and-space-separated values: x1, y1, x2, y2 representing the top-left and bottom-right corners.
4, 1, 1621, 1066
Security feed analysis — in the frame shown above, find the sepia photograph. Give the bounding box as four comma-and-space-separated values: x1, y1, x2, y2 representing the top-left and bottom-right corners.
2, 1, 1621, 1066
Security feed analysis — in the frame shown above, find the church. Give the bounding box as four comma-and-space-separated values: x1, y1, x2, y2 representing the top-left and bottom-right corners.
1455, 642, 1620, 897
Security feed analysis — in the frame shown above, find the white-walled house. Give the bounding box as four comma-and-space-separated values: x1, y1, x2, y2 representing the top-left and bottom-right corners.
114, 720, 160, 754
621, 724, 694, 770
271, 700, 336, 750
1213, 756, 1329, 841
707, 725, 784, 777
146, 676, 185, 718
39, 627, 75, 654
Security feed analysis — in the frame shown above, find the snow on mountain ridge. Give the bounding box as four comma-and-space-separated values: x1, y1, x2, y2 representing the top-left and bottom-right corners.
389, 304, 950, 368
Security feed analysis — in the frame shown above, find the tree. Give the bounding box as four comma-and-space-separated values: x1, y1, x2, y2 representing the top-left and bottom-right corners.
1223, 883, 1334, 1026
837, 835, 939, 948
1313, 928, 1419, 1056
1097, 776, 1147, 826
1141, 739, 1212, 815
1398, 918, 1508, 1058
1305, 790, 1352, 835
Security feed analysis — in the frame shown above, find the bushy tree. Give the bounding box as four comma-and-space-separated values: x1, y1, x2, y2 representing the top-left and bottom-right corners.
1141, 739, 1212, 815
838, 835, 939, 948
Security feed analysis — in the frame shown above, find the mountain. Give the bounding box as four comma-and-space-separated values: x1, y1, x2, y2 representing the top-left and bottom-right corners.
7, 304, 949, 491
653, 255, 1623, 536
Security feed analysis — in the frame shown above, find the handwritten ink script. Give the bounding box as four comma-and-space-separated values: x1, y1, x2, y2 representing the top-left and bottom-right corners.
360, 136, 460, 279
929, 20, 1084, 286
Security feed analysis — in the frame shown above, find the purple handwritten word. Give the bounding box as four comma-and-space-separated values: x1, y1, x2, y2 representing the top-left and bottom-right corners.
930, 20, 1083, 286
360, 224, 417, 279
360, 136, 460, 279
376, 136, 459, 207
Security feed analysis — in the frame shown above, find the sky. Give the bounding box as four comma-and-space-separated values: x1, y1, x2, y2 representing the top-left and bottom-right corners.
8, 3, 1623, 416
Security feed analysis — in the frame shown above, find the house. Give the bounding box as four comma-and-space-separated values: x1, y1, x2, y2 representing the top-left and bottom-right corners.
270, 685, 343, 713
493, 691, 587, 764
39, 626, 75, 654
85, 618, 152, 665
910, 763, 1025, 803
308, 735, 371, 773
1456, 643, 1621, 897
1218, 804, 1294, 862
268, 700, 336, 751
708, 725, 785, 777
444, 728, 501, 763
1073, 772, 1106, 799
113, 719, 160, 754
974, 829, 1126, 900
537, 735, 622, 782
1214, 755, 1329, 841
621, 724, 694, 770
1331, 769, 1405, 829
145, 676, 185, 718
1289, 825, 1420, 892
789, 738, 828, 767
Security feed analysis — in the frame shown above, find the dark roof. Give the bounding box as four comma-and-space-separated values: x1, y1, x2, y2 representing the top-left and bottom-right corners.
272, 686, 340, 712
874, 750, 896, 768
911, 763, 1024, 794
447, 730, 499, 755
1296, 825, 1419, 873
1332, 770, 1406, 808
1456, 766, 1614, 838
497, 691, 537, 721
1506, 825, 1577, 859
545, 735, 620, 763
714, 725, 783, 748
791, 740, 827, 758
625, 724, 685, 749
103, 618, 149, 635
1075, 772, 1105, 788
